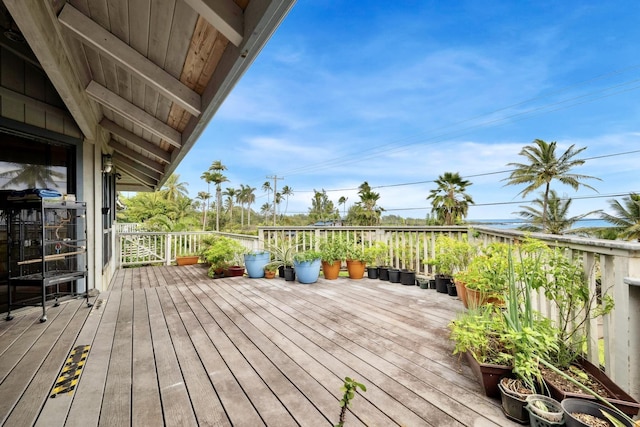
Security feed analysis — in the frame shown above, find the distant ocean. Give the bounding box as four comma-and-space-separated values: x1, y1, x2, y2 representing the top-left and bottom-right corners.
467, 218, 612, 230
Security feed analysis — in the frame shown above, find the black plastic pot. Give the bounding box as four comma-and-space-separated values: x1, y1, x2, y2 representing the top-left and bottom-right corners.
498, 380, 530, 424
447, 281, 458, 296
378, 267, 390, 281
278, 265, 285, 278
561, 398, 633, 427
400, 270, 416, 286
435, 274, 452, 293
284, 266, 296, 281
418, 279, 429, 289
367, 267, 379, 279
388, 269, 401, 283
429, 279, 436, 289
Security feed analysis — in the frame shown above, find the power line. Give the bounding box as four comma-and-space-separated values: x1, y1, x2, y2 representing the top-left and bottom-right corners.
289, 148, 640, 194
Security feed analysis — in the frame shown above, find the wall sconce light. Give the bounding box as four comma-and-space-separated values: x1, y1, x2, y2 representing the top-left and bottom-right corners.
102, 154, 113, 173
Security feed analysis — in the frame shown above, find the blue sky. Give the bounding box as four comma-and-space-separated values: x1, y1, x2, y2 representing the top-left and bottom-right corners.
175, 1, 640, 221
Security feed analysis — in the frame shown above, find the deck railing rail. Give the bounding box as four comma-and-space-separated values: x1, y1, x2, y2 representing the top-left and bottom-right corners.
115, 224, 640, 400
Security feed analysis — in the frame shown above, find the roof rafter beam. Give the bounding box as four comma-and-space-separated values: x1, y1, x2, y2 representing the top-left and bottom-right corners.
112, 153, 160, 185
87, 81, 181, 148
109, 140, 165, 174
182, 0, 244, 46
99, 119, 171, 164
3, 0, 99, 140
58, 4, 201, 117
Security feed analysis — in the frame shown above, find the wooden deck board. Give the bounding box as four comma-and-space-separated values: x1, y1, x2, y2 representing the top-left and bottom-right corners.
0, 265, 521, 426
0, 300, 85, 424
131, 288, 163, 426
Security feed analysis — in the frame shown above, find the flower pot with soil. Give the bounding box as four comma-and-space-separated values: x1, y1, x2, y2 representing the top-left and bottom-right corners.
498, 377, 535, 424
322, 260, 342, 280
561, 398, 634, 427
244, 251, 270, 278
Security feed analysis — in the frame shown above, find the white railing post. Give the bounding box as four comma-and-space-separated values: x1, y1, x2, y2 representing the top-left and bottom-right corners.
165, 233, 172, 265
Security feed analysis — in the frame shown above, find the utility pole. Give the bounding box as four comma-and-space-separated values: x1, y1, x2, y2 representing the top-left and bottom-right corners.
266, 175, 283, 226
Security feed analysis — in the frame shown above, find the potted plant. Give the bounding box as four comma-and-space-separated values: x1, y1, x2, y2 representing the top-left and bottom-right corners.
175, 254, 200, 266
525, 395, 564, 426
363, 241, 389, 279
200, 235, 245, 279
461, 242, 510, 308
264, 262, 279, 279
244, 250, 270, 278
268, 240, 298, 279
428, 235, 476, 294
293, 250, 322, 284
449, 305, 512, 397
346, 243, 367, 280
319, 236, 348, 280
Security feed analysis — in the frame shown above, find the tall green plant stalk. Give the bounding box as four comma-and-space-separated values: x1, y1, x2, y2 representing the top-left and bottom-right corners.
335, 377, 366, 427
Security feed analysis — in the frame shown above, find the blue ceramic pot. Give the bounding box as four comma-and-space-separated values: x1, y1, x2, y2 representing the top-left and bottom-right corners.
293, 258, 321, 284
244, 251, 270, 278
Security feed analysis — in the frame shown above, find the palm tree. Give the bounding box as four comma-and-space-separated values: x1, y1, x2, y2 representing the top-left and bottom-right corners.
262, 181, 272, 216
237, 184, 247, 227
353, 182, 383, 225
245, 186, 256, 226
0, 163, 66, 189
223, 187, 237, 224
260, 202, 272, 219
196, 191, 211, 230
202, 161, 228, 231
514, 190, 600, 234
281, 185, 293, 216
427, 172, 474, 225
161, 173, 189, 202
600, 193, 640, 241
338, 196, 348, 219
274, 192, 283, 219
503, 139, 599, 230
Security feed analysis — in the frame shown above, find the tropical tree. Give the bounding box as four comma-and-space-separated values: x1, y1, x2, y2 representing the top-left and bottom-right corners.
260, 202, 272, 219
274, 192, 283, 219
503, 139, 599, 230
161, 173, 188, 202
427, 172, 474, 225
223, 187, 237, 223
262, 181, 272, 217
513, 190, 600, 235
600, 193, 640, 241
349, 182, 383, 225
308, 189, 336, 224
338, 196, 348, 219
202, 161, 228, 231
281, 185, 293, 216
243, 185, 256, 226
0, 163, 66, 189
196, 191, 211, 230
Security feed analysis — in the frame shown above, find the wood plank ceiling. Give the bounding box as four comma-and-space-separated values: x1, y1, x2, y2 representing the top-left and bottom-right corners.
3, 0, 295, 191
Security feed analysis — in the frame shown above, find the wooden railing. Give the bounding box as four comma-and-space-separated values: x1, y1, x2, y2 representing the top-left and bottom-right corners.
117, 230, 258, 267
115, 224, 640, 399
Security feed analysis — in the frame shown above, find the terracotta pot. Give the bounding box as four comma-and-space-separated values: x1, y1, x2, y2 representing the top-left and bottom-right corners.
322, 260, 341, 280
176, 255, 199, 266
346, 260, 366, 280
454, 279, 468, 308
264, 270, 276, 279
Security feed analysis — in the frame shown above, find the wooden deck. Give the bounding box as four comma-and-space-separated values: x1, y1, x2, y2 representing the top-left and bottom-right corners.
0, 265, 519, 426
